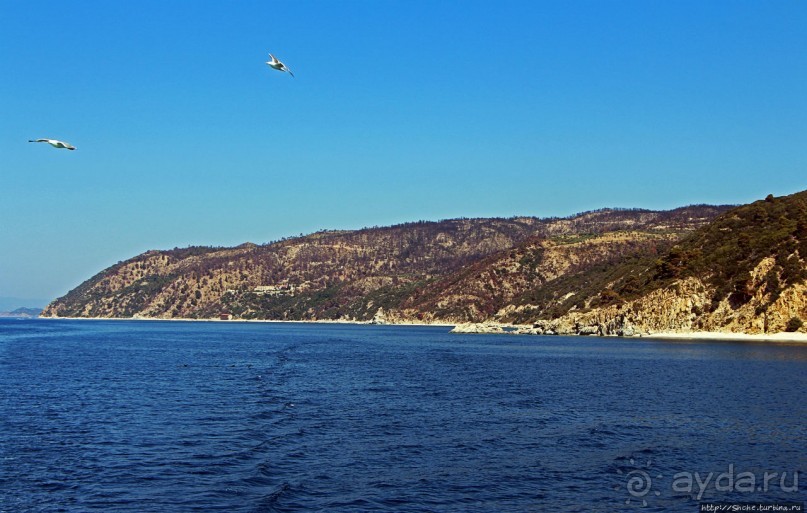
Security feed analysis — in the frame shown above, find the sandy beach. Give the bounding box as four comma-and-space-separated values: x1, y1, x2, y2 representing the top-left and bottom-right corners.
639, 331, 807, 343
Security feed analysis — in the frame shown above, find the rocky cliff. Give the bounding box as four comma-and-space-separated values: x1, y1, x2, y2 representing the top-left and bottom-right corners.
497, 191, 807, 336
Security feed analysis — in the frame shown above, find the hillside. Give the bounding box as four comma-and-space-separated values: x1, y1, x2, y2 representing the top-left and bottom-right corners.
503, 190, 807, 336
42, 206, 727, 322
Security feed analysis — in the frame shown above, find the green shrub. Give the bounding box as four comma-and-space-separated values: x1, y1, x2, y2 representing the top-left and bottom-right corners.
785, 317, 803, 332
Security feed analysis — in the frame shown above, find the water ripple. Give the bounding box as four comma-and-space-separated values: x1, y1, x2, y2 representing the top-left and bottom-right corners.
1, 319, 805, 512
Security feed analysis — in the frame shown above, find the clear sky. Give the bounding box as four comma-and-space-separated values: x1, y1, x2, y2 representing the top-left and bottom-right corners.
1, 1, 806, 304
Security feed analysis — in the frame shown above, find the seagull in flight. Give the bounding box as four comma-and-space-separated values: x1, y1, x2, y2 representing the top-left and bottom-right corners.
265, 53, 294, 77
29, 139, 76, 150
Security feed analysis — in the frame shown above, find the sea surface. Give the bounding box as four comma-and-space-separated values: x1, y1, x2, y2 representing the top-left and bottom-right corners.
0, 319, 804, 512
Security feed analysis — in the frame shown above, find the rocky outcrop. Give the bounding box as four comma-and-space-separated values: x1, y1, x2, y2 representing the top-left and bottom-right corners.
450, 323, 505, 334
369, 308, 388, 325
537, 269, 807, 337
492, 190, 807, 337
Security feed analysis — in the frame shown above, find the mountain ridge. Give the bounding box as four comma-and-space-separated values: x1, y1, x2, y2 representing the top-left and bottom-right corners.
0, 307, 42, 318
51, 189, 807, 337
42, 204, 732, 326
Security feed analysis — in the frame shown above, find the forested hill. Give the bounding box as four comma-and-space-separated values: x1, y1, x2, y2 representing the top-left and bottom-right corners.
41, 205, 727, 321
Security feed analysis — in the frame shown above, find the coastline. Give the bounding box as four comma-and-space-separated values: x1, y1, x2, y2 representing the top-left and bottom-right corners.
37, 315, 456, 328
34, 316, 807, 343
638, 330, 807, 343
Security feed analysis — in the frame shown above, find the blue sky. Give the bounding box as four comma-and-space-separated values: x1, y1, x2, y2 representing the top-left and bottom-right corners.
1, 1, 806, 304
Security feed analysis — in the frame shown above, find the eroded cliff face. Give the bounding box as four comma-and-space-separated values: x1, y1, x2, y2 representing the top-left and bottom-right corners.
539, 257, 807, 336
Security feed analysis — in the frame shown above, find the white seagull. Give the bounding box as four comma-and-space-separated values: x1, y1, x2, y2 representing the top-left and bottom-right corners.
29, 138, 76, 150
265, 53, 294, 77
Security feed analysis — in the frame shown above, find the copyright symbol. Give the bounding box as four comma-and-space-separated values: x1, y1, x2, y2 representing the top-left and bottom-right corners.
626, 470, 652, 497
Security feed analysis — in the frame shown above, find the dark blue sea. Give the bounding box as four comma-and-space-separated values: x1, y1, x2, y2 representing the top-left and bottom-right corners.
0, 319, 804, 512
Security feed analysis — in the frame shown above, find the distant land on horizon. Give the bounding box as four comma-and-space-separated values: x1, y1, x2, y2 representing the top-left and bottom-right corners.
0, 297, 48, 312
0, 307, 42, 318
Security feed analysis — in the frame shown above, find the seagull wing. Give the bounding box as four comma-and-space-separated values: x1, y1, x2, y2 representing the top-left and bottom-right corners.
29, 139, 49, 143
